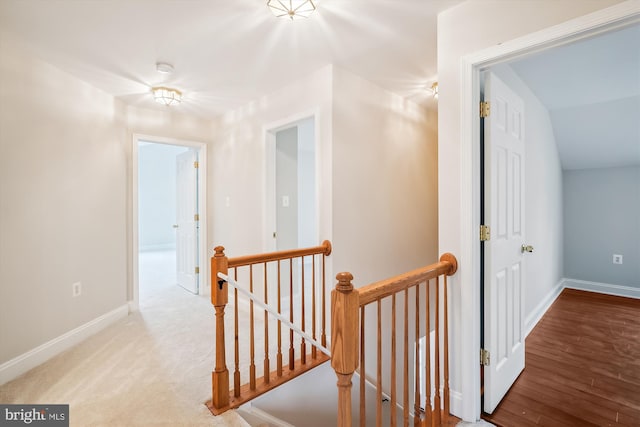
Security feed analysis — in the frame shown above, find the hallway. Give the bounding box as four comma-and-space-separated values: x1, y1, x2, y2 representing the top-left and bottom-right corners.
0, 253, 247, 426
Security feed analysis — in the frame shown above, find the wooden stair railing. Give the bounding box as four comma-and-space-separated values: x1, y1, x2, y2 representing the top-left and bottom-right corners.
331, 253, 458, 427
207, 241, 332, 415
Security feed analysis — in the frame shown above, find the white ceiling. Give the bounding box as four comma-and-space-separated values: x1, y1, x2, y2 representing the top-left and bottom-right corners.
0, 0, 463, 118
509, 23, 640, 170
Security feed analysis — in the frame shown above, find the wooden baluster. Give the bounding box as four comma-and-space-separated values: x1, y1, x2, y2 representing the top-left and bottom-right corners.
301, 256, 306, 364
414, 284, 421, 426
391, 294, 397, 427
249, 265, 256, 390
312, 255, 317, 359
443, 274, 450, 420
331, 272, 359, 427
360, 306, 366, 427
425, 281, 432, 427
322, 253, 327, 347
211, 246, 230, 410
404, 289, 409, 427
234, 269, 240, 397
277, 260, 283, 377
433, 278, 441, 427
264, 262, 270, 384
438, 253, 457, 425
289, 258, 295, 370
377, 300, 382, 427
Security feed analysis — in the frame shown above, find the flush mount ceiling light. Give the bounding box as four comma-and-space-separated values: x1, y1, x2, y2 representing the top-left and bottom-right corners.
156, 62, 174, 74
152, 87, 182, 106
267, 0, 317, 20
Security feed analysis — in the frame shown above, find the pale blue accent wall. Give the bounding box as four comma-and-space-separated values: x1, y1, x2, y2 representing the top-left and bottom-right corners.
564, 166, 640, 287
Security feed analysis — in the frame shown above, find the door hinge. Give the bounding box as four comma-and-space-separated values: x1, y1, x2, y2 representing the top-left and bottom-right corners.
480, 349, 491, 366
193, 161, 199, 168
480, 101, 491, 118
480, 225, 491, 241
194, 213, 199, 221
195, 266, 200, 274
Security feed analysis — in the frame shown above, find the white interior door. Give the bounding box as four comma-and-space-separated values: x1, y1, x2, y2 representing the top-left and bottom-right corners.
176, 149, 199, 294
483, 72, 526, 414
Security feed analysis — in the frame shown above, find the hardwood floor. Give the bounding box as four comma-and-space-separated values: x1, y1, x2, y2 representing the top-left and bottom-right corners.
483, 289, 640, 427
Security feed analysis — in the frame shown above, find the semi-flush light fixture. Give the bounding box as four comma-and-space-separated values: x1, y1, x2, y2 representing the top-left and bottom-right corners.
152, 87, 182, 106
156, 62, 174, 74
267, 0, 317, 20
430, 82, 439, 99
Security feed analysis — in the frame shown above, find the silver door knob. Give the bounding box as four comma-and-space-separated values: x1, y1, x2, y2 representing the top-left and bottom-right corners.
521, 244, 534, 253
172, 224, 179, 228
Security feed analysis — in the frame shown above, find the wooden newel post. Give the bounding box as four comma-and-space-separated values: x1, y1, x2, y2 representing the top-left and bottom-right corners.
211, 246, 229, 410
331, 272, 360, 427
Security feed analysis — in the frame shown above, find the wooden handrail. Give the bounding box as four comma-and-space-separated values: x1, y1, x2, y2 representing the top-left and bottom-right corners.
358, 253, 457, 306
227, 240, 332, 267
331, 253, 458, 427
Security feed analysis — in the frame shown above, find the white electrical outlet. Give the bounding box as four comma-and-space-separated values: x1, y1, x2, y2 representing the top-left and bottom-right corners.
613, 254, 623, 265
72, 282, 82, 297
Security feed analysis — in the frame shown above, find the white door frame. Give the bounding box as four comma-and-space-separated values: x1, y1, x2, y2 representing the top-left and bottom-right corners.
457, 3, 640, 421
131, 134, 208, 311
263, 110, 320, 252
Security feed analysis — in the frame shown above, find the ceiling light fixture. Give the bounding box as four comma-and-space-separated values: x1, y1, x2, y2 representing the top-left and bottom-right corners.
430, 82, 439, 99
267, 0, 317, 20
152, 87, 182, 106
156, 62, 174, 74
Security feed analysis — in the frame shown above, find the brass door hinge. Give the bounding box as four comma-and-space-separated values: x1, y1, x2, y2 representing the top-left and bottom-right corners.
480, 225, 491, 241
193, 161, 199, 168
195, 266, 200, 274
480, 101, 491, 118
480, 349, 490, 366
194, 213, 199, 221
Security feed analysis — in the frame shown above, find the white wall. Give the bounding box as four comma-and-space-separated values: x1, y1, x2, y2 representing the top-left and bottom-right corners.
331, 66, 438, 284
437, 0, 624, 420
0, 38, 215, 378
0, 39, 128, 364
210, 65, 333, 258
488, 64, 564, 329
138, 143, 188, 251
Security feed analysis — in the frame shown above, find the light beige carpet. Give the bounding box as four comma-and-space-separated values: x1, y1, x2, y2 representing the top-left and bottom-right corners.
0, 256, 250, 426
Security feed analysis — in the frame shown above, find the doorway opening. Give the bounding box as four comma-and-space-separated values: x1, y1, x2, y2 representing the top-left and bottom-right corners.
264, 115, 319, 318
131, 135, 207, 311
458, 7, 640, 421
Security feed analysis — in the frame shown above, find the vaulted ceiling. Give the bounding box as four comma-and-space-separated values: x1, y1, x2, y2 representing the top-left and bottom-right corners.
0, 0, 463, 118
510, 23, 640, 170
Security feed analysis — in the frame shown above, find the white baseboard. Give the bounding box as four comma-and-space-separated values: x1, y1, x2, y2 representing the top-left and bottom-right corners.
524, 279, 564, 337
562, 278, 640, 299
0, 304, 129, 386
239, 404, 295, 427
449, 389, 464, 420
